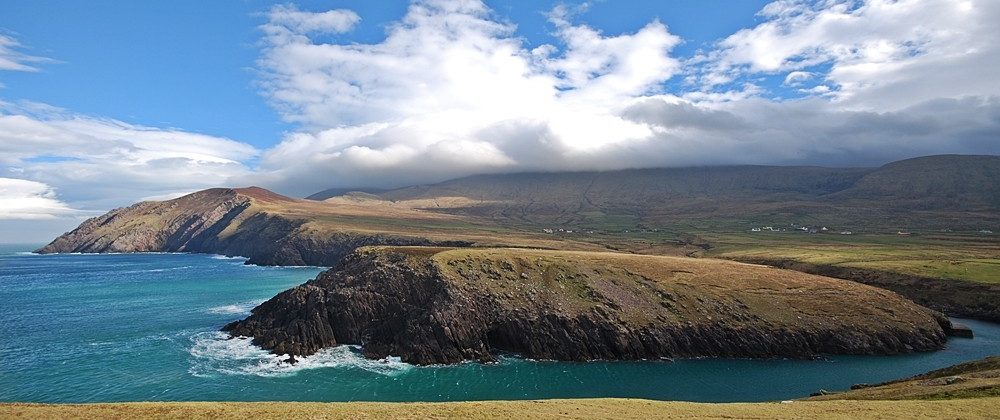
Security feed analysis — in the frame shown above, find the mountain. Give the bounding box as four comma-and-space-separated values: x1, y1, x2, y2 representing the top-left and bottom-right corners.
37, 187, 584, 266
40, 154, 999, 265
224, 246, 953, 365
379, 165, 871, 221
831, 154, 1000, 210
305, 187, 389, 201
311, 154, 999, 231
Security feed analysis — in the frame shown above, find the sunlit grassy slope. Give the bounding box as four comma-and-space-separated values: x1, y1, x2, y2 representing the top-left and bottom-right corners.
4, 398, 998, 419
701, 232, 1000, 284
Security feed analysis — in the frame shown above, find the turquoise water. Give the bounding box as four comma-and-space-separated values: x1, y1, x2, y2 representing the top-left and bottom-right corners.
1, 243, 997, 403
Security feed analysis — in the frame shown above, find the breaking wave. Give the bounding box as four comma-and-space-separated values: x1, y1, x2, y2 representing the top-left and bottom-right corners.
209, 255, 246, 261
206, 301, 261, 316
187, 331, 413, 378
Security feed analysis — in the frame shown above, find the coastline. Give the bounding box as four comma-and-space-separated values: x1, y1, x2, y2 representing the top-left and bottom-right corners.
4, 398, 999, 419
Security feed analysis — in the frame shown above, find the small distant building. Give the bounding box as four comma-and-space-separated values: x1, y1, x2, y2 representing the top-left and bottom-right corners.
820, 227, 829, 231
897, 231, 911, 236
542, 228, 554, 234
840, 231, 853, 235
980, 230, 994, 234
751, 227, 762, 232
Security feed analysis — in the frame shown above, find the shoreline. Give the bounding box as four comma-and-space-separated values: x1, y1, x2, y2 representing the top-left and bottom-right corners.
4, 398, 999, 419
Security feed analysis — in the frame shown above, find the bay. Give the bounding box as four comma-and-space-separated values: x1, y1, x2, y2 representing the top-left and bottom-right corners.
1, 244, 996, 403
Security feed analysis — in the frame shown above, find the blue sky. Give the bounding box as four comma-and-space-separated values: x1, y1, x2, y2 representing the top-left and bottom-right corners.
0, 0, 771, 148
0, 0, 998, 242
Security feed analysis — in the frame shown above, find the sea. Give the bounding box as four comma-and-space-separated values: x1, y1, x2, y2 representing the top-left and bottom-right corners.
1, 243, 997, 403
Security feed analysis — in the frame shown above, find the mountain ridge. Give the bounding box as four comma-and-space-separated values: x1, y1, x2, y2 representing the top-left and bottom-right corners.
330, 154, 1000, 230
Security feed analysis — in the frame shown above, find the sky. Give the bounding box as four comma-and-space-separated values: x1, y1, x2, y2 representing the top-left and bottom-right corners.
1, 0, 999, 242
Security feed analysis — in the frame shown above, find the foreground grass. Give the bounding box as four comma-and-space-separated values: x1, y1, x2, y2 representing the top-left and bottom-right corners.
4, 398, 1000, 420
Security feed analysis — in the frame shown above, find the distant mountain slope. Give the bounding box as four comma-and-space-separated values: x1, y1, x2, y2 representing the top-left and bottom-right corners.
382, 165, 870, 209
305, 187, 388, 201
38, 187, 582, 266
831, 155, 1000, 210
40, 155, 999, 266
349, 155, 998, 229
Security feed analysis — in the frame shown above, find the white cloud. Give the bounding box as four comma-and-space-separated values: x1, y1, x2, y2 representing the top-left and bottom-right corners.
263, 4, 360, 37
783, 71, 813, 86
252, 0, 682, 194
1, 0, 999, 218
239, 0, 1000, 195
0, 102, 258, 210
0, 34, 52, 72
700, 0, 1000, 109
0, 178, 77, 219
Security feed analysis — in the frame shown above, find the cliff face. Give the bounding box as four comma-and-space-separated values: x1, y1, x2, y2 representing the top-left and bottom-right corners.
35, 188, 452, 266
224, 247, 952, 365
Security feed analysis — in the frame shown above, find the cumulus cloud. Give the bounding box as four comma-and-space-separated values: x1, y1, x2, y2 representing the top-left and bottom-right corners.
0, 102, 258, 211
3, 0, 999, 215
251, 0, 682, 194
246, 0, 999, 195
263, 4, 360, 37
699, 0, 1000, 109
0, 178, 78, 219
0, 34, 52, 72
783, 71, 813, 86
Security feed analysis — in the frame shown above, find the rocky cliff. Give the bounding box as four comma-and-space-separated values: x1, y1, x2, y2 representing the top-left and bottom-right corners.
35, 187, 459, 266
224, 247, 953, 365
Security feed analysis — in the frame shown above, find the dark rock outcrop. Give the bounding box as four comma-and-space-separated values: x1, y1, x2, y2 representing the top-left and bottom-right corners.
224, 247, 951, 365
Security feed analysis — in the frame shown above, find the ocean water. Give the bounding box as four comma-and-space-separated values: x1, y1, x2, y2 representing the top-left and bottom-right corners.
1, 243, 998, 403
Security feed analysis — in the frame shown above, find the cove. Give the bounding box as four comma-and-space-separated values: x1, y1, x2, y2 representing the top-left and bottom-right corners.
1, 245, 997, 403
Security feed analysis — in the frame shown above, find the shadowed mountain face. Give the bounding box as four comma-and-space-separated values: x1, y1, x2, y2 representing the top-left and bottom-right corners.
831, 155, 1000, 209
356, 155, 999, 229
305, 187, 389, 201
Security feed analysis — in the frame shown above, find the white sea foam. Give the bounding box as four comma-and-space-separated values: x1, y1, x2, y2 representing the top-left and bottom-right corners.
209, 255, 246, 261
147, 265, 194, 272
187, 331, 413, 378
206, 301, 261, 315
60, 251, 189, 256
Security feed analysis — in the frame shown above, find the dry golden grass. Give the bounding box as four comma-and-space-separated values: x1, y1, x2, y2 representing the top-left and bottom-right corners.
4, 398, 998, 419
249, 192, 598, 252
809, 356, 1000, 401
422, 247, 940, 331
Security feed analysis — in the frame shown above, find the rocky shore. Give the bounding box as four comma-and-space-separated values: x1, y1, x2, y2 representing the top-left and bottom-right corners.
224, 247, 953, 365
